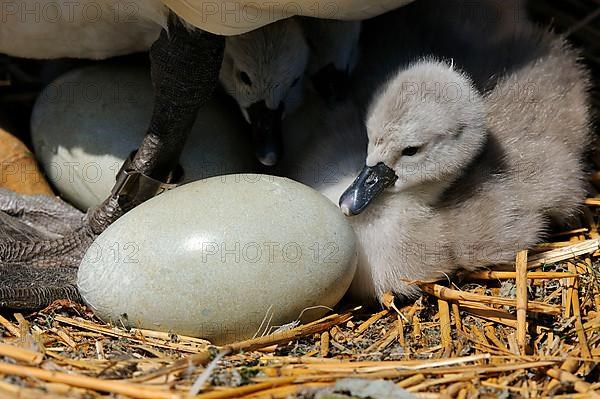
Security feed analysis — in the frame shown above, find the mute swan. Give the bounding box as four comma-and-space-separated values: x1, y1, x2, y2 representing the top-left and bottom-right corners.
0, 0, 165, 59
340, 47, 591, 300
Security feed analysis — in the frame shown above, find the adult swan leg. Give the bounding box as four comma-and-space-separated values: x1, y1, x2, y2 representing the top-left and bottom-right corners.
0, 14, 225, 310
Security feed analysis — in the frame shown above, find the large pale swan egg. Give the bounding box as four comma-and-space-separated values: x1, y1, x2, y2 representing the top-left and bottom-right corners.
77, 175, 357, 344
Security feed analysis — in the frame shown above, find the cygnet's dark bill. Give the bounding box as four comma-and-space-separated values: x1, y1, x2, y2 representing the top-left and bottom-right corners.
339, 162, 398, 216
247, 100, 284, 166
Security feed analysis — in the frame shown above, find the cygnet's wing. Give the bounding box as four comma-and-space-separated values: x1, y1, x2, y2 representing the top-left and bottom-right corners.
0, 0, 164, 59
483, 33, 591, 222
440, 33, 591, 268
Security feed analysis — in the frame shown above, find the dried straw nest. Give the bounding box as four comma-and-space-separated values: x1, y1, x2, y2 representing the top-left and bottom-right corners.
0, 221, 599, 398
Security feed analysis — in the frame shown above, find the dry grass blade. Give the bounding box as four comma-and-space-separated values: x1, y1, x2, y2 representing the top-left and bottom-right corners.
0, 315, 20, 337
546, 369, 600, 398
419, 284, 561, 315
526, 240, 598, 269
516, 250, 529, 355
54, 316, 207, 353
354, 309, 389, 335
466, 271, 577, 280
195, 378, 297, 399
239, 382, 333, 398
225, 309, 356, 353
0, 342, 43, 364
0, 361, 180, 399
438, 299, 452, 354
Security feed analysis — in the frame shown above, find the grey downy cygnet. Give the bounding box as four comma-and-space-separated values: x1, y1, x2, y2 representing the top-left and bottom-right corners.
219, 17, 311, 167
275, 1, 591, 302
340, 42, 591, 301
219, 17, 362, 166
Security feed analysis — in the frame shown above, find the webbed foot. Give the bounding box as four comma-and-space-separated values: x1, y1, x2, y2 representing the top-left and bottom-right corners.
0, 190, 91, 309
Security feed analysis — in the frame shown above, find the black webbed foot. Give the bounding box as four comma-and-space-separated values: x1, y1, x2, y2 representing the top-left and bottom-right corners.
0, 191, 91, 309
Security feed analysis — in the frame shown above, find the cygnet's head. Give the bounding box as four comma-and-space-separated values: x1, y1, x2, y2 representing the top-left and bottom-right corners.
340, 60, 487, 216
220, 18, 310, 166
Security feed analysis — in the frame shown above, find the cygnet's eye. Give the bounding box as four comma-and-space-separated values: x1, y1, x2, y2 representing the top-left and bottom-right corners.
401, 146, 421, 156
291, 76, 301, 88
239, 71, 252, 86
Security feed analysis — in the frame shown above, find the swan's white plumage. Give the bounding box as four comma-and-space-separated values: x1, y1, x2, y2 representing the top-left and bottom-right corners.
162, 0, 415, 36
0, 0, 414, 60
0, 0, 166, 59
